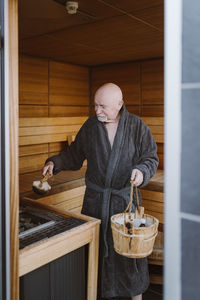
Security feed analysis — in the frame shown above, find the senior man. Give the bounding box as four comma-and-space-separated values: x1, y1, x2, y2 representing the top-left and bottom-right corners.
43, 83, 159, 300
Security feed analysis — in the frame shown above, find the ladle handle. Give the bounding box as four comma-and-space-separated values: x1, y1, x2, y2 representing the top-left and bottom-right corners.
41, 171, 50, 183
124, 181, 141, 217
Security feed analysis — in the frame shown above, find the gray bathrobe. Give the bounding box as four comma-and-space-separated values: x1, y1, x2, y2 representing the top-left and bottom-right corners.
46, 105, 159, 299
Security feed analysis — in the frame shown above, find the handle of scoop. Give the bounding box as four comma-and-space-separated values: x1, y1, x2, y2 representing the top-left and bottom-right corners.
41, 171, 50, 183
124, 180, 141, 218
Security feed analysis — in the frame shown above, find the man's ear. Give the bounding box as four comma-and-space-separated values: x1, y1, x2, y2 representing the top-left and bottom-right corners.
119, 100, 124, 109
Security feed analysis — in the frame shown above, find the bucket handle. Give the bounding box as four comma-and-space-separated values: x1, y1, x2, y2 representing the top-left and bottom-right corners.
124, 180, 141, 219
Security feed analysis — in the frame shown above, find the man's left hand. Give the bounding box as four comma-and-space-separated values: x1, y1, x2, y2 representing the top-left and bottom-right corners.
131, 169, 143, 186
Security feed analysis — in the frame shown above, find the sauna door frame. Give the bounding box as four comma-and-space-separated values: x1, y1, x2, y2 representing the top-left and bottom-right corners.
8, 0, 184, 299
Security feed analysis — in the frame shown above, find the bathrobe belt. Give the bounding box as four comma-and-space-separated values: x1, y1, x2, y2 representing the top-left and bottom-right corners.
85, 178, 133, 258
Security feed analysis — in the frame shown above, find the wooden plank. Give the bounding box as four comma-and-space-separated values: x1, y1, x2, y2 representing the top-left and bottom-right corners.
148, 259, 163, 266
124, 105, 140, 116
49, 105, 89, 117
19, 116, 88, 127
49, 61, 89, 105
142, 199, 163, 214
19, 144, 48, 157
19, 153, 48, 174
153, 231, 164, 249
142, 117, 164, 126
9, 0, 19, 299
87, 225, 100, 300
157, 143, 164, 153
69, 206, 82, 213
141, 59, 164, 105
141, 189, 164, 202
19, 55, 48, 105
19, 124, 82, 137
19, 105, 48, 117
158, 153, 164, 169
19, 133, 72, 146
53, 195, 84, 212
35, 186, 86, 205
91, 62, 140, 106
141, 105, 164, 117
150, 274, 163, 285
145, 125, 163, 135
145, 209, 164, 224
49, 142, 66, 153
150, 134, 164, 143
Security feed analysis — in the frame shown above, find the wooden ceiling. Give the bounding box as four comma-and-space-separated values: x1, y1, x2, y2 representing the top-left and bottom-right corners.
19, 0, 164, 66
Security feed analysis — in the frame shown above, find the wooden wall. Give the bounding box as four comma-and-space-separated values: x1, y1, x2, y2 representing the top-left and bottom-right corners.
90, 58, 164, 117
19, 55, 90, 117
19, 56, 163, 118
19, 55, 90, 174
19, 56, 164, 171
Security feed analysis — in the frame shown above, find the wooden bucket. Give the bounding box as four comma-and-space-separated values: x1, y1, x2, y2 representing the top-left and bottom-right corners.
111, 181, 159, 258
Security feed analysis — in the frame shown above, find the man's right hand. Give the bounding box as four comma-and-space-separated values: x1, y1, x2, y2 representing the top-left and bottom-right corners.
42, 161, 54, 177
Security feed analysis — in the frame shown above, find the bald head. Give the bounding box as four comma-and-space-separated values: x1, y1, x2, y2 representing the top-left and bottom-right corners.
94, 83, 124, 122
95, 83, 123, 105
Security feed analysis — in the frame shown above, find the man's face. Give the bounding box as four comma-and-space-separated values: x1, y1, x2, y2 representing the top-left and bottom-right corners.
94, 93, 122, 122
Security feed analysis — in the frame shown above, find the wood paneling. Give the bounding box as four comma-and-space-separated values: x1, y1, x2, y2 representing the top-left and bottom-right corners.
49, 142, 66, 153
91, 58, 164, 117
123, 105, 141, 116
19, 116, 88, 173
20, 124, 83, 137
19, 55, 90, 118
91, 62, 140, 105
141, 59, 164, 105
141, 105, 164, 117
19, 144, 48, 157
19, 153, 48, 174
49, 106, 89, 117
19, 104, 48, 117
19, 116, 88, 126
49, 61, 89, 106
142, 117, 164, 143
19, 56, 48, 105
9, 0, 19, 299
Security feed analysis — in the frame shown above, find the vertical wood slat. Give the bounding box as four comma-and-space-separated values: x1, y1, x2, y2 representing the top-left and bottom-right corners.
90, 62, 140, 106
9, 0, 19, 299
19, 56, 48, 105
90, 58, 164, 117
49, 61, 90, 106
